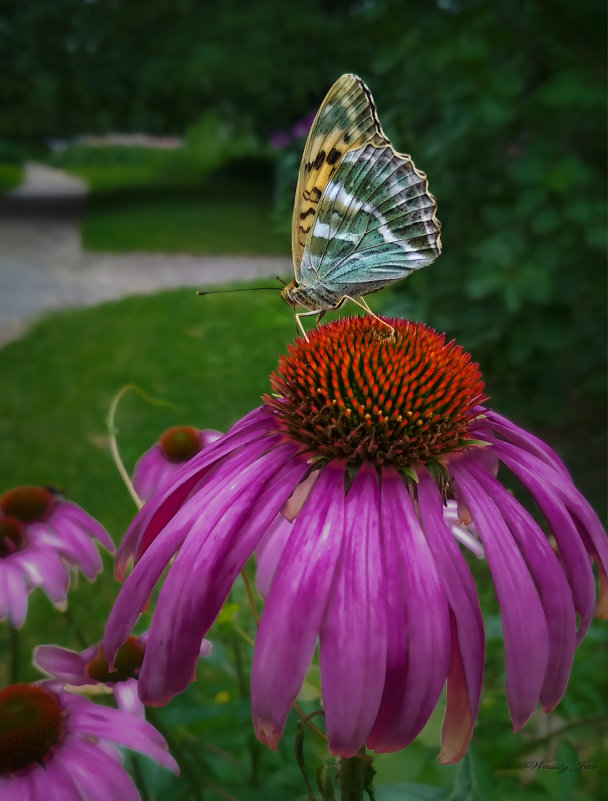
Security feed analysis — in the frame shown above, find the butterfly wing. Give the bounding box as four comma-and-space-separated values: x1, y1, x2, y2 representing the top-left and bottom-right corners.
291, 74, 389, 279
298, 143, 441, 302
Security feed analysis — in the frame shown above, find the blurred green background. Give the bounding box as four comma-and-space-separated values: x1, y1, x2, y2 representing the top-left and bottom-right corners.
0, 1, 606, 799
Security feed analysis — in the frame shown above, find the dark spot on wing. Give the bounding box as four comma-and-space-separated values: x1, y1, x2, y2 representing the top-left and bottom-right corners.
312, 150, 326, 170
300, 208, 315, 220
343, 132, 351, 143
327, 147, 342, 165
311, 187, 322, 200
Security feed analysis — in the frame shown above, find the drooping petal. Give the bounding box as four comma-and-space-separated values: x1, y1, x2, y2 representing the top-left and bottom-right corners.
64, 693, 178, 771
13, 547, 70, 602
57, 502, 115, 552
54, 736, 141, 801
105, 437, 288, 664
0, 773, 32, 801
255, 514, 293, 599
113, 679, 146, 719
132, 446, 167, 501
495, 441, 598, 639
319, 464, 387, 757
416, 471, 484, 764
29, 761, 82, 801
0, 560, 28, 627
468, 462, 576, 712
251, 464, 346, 750
31, 519, 103, 581
118, 410, 278, 576
138, 443, 307, 705
33, 644, 93, 685
367, 470, 451, 752
451, 461, 549, 730
485, 409, 569, 474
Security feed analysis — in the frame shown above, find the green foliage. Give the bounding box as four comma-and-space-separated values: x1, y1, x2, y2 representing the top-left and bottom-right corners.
0, 161, 23, 193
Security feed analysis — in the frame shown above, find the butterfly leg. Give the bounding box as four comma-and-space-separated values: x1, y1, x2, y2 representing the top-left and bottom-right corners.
344, 296, 395, 335
294, 309, 322, 341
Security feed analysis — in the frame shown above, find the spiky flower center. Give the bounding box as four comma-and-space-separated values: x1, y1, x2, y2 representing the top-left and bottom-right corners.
0, 684, 65, 775
265, 317, 486, 468
85, 636, 145, 683
0, 517, 26, 558
158, 426, 202, 463
0, 486, 55, 523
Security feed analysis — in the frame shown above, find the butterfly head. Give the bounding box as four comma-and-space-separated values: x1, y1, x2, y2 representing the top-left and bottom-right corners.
281, 280, 344, 312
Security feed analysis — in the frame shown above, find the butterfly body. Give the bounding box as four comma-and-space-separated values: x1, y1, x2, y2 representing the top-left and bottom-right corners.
284, 74, 441, 330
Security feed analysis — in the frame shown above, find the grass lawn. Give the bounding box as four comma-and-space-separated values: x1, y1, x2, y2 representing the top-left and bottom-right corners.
57, 149, 290, 255
79, 179, 289, 255
0, 162, 23, 193
0, 286, 606, 799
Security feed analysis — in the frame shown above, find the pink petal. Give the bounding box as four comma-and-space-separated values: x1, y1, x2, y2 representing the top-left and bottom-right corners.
255, 514, 293, 599
34, 756, 85, 801
54, 736, 141, 801
33, 644, 92, 684
63, 694, 177, 771
132, 446, 167, 501
105, 437, 287, 664
58, 502, 115, 552
0, 560, 28, 627
0, 773, 33, 801
251, 464, 346, 750
319, 464, 387, 757
485, 409, 570, 474
470, 462, 576, 711
451, 461, 549, 730
114, 679, 146, 719
116, 410, 278, 577
13, 547, 70, 602
417, 471, 484, 764
138, 444, 307, 705
367, 470, 451, 752
495, 441, 597, 640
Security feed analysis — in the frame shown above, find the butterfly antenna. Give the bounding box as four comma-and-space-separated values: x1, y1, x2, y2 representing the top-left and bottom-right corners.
196, 287, 280, 296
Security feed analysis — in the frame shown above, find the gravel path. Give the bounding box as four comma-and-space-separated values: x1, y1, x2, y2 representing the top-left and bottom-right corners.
0, 163, 290, 346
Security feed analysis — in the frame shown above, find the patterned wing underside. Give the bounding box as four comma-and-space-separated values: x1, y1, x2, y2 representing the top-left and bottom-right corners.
298, 144, 441, 298
291, 74, 389, 277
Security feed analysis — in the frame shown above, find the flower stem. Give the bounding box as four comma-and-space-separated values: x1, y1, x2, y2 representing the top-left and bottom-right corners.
107, 383, 175, 510
339, 751, 375, 801
9, 624, 19, 683
240, 568, 259, 626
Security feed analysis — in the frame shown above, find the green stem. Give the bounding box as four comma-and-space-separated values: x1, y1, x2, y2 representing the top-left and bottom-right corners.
106, 383, 175, 510
339, 752, 375, 801
10, 624, 19, 683
129, 755, 151, 801
146, 707, 205, 801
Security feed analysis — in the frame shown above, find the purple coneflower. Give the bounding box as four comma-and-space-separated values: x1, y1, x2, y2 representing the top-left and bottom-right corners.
34, 632, 213, 719
0, 681, 177, 799
0, 486, 114, 627
104, 316, 607, 763
132, 426, 222, 502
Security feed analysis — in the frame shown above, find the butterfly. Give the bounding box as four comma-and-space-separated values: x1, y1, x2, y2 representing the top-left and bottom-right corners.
281, 73, 442, 337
